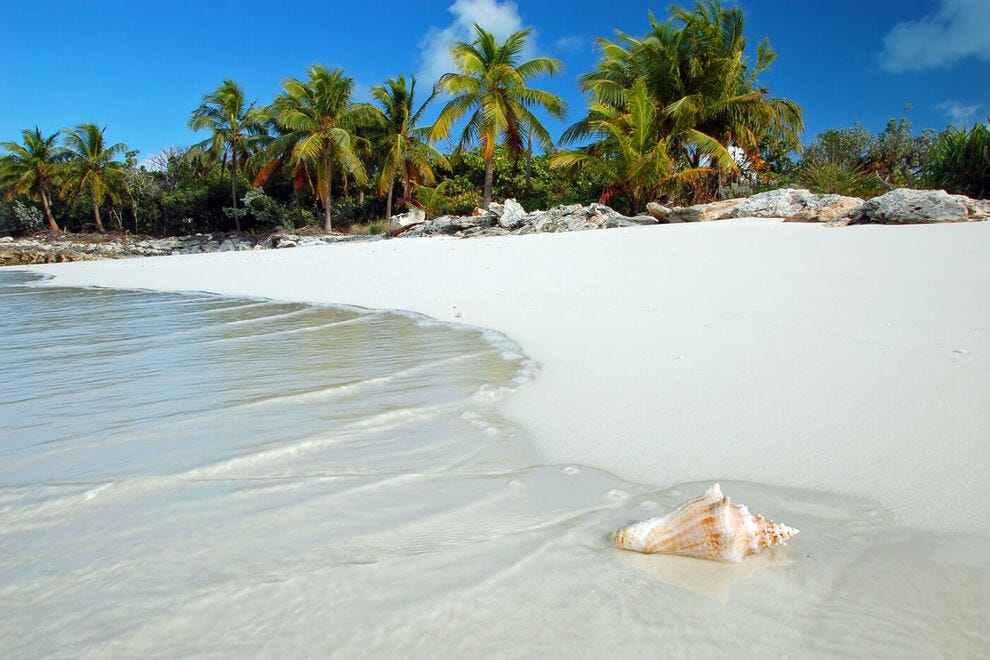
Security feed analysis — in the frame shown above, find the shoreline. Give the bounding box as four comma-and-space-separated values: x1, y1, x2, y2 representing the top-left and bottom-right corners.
19, 220, 990, 535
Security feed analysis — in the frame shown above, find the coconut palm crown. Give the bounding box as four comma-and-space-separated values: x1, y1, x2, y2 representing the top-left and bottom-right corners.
187, 79, 268, 231
62, 123, 128, 233
266, 65, 376, 232
371, 74, 449, 228
0, 127, 68, 232
429, 24, 567, 209
561, 0, 804, 203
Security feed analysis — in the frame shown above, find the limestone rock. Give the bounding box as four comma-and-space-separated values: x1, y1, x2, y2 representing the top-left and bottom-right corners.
732, 188, 864, 222
965, 198, 990, 220
846, 188, 979, 224
667, 198, 743, 223
646, 202, 671, 222
390, 207, 426, 229
497, 198, 527, 229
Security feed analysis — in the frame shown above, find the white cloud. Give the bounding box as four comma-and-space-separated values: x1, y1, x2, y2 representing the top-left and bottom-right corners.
417, 0, 536, 86
936, 100, 981, 126
879, 0, 990, 73
554, 36, 585, 52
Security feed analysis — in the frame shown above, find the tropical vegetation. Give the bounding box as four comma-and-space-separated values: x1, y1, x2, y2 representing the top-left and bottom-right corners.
2, 2, 984, 238
430, 24, 566, 209
371, 74, 448, 230
187, 79, 268, 232
0, 127, 68, 232
554, 0, 804, 208
925, 118, 990, 199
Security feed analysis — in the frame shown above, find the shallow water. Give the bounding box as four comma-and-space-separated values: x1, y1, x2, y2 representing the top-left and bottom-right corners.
1, 270, 987, 657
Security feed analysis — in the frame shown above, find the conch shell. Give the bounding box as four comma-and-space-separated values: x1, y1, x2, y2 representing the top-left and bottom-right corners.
611, 483, 798, 562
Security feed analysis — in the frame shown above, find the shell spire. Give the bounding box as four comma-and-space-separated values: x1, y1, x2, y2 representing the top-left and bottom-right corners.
611, 483, 798, 562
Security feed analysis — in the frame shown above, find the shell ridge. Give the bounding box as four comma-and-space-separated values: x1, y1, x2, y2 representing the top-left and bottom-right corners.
611, 484, 800, 562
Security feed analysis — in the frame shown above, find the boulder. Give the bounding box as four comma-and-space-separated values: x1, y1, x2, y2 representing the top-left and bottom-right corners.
784, 195, 865, 223
732, 188, 864, 222
497, 198, 527, 229
667, 198, 743, 223
846, 188, 981, 224
646, 202, 671, 222
390, 207, 426, 229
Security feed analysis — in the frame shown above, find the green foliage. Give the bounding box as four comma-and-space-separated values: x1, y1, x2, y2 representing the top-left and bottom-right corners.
241, 187, 295, 230
61, 123, 129, 233
0, 127, 68, 231
797, 160, 885, 198
798, 114, 937, 197
411, 177, 482, 219
371, 74, 448, 216
430, 24, 566, 208
0, 199, 45, 235
264, 65, 375, 231
187, 79, 269, 231
866, 117, 934, 186
562, 1, 804, 204
925, 119, 990, 199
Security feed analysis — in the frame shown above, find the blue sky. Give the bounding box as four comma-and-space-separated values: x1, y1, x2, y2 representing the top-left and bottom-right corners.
2, 0, 988, 166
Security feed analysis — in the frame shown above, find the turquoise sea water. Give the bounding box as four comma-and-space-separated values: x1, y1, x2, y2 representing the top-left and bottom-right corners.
1, 269, 986, 658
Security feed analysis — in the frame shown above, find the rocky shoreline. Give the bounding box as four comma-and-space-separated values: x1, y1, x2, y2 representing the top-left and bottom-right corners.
2, 188, 987, 266
0, 231, 381, 266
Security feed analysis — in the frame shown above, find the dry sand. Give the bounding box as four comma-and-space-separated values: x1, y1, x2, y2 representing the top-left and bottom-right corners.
28, 220, 990, 535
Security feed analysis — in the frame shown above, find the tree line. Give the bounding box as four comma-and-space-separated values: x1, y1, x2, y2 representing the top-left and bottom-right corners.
2, 1, 986, 237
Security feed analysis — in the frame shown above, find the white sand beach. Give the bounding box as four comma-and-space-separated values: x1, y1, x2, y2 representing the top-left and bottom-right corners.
29, 220, 990, 534
16, 219, 990, 656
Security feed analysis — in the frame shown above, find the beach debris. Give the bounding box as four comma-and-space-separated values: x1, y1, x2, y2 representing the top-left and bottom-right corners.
611, 483, 798, 562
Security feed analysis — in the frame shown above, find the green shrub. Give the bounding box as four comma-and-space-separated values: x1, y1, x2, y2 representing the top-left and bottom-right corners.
0, 199, 45, 236
925, 119, 990, 199
797, 160, 886, 198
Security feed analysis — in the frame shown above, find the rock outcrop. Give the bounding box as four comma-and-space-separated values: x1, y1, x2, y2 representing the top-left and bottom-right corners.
4, 189, 987, 265
658, 188, 989, 225
400, 199, 657, 238
646, 202, 671, 222
841, 188, 990, 225
666, 198, 743, 223
731, 188, 865, 223
0, 232, 383, 265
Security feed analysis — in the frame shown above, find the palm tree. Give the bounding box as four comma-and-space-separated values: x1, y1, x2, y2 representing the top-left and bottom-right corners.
566, 1, 803, 202
430, 24, 567, 209
62, 123, 128, 233
187, 79, 268, 231
553, 80, 715, 213
266, 65, 374, 232
0, 127, 67, 232
371, 74, 449, 231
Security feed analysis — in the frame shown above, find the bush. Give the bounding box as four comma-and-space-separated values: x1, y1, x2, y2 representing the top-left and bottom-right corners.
797, 160, 887, 198
241, 188, 296, 230
925, 119, 990, 199
0, 199, 45, 236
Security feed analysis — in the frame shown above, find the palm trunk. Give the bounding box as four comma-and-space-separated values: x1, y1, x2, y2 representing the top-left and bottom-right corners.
483, 155, 494, 209
525, 125, 533, 192
92, 199, 106, 234
231, 151, 241, 232
385, 184, 394, 238
323, 160, 333, 233
39, 185, 60, 232
293, 187, 303, 228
